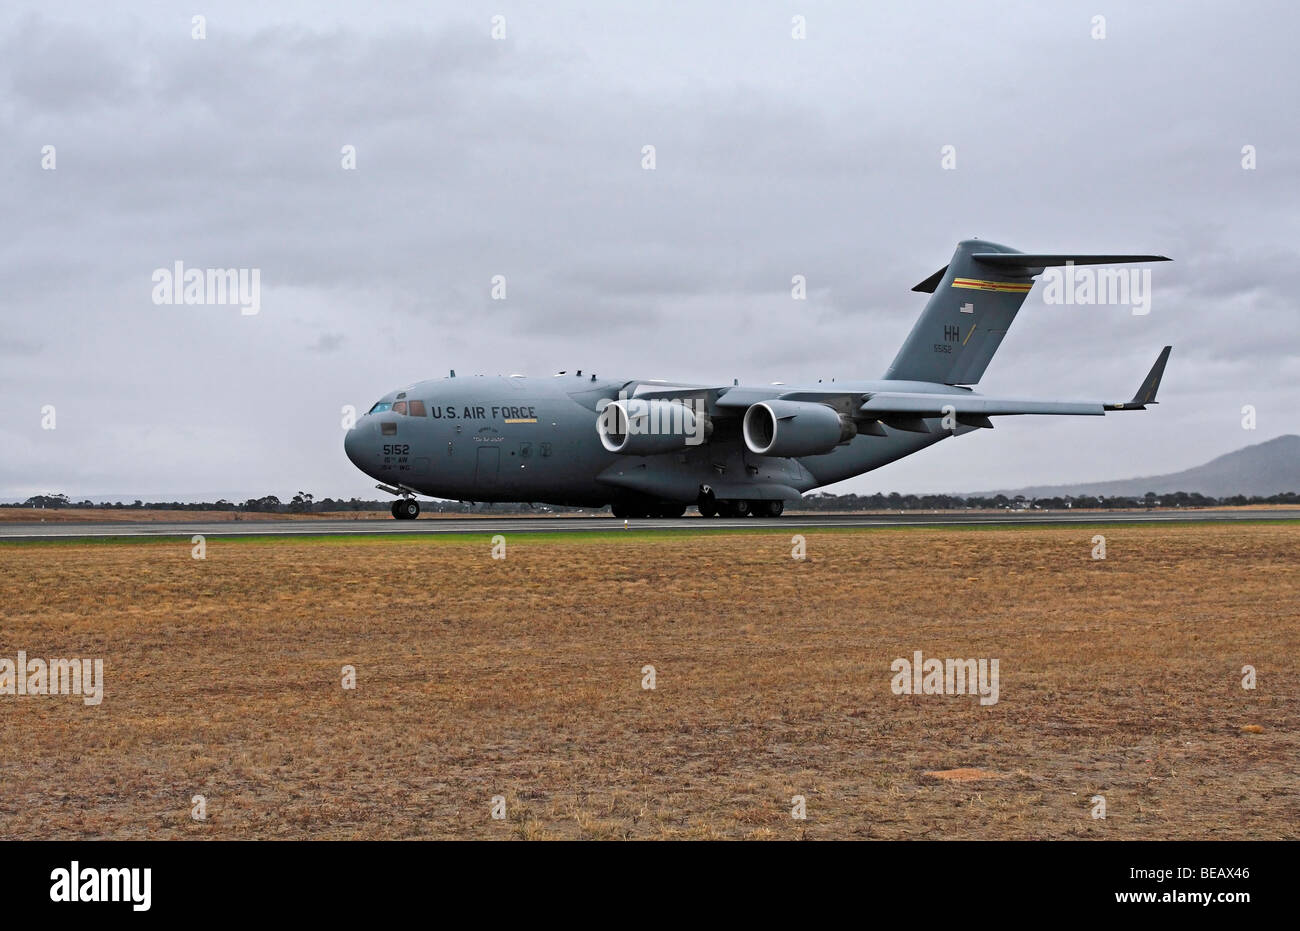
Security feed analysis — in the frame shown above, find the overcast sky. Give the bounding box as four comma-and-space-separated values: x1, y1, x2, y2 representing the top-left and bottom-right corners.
2, 0, 1296, 501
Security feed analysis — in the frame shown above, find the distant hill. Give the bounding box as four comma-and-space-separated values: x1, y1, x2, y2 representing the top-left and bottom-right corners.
972, 434, 1300, 499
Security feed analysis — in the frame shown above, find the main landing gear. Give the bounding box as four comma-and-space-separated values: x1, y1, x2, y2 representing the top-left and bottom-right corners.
694, 485, 783, 519
390, 498, 420, 520
712, 499, 783, 518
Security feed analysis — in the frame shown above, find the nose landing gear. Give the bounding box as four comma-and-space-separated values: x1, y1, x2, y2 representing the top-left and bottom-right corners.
377, 482, 422, 520
391, 498, 420, 520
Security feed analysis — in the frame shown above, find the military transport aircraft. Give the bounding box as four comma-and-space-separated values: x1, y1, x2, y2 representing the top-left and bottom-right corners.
345, 239, 1171, 519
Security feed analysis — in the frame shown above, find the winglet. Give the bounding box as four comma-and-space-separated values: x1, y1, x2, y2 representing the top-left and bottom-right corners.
1105, 346, 1172, 410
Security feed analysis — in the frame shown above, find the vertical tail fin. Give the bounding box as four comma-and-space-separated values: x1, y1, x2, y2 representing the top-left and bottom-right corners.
884, 241, 1170, 385
884, 240, 1035, 385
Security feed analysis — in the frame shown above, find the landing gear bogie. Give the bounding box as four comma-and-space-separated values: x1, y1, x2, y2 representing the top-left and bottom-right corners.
707, 498, 785, 518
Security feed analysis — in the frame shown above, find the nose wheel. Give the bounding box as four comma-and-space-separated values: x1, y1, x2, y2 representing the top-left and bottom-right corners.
391, 498, 420, 520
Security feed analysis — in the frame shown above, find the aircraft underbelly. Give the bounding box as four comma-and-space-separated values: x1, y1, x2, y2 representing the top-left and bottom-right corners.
798, 429, 949, 487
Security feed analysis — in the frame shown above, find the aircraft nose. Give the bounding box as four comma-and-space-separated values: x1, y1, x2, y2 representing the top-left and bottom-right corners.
344, 423, 365, 469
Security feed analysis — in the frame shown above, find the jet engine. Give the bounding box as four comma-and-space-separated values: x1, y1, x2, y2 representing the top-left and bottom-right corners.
742, 400, 856, 457
597, 398, 712, 454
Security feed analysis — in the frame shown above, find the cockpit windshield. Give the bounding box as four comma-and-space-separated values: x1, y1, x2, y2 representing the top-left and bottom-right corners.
367, 400, 426, 415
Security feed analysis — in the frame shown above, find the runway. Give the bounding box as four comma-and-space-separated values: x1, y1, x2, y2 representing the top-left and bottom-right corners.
1, 509, 1295, 540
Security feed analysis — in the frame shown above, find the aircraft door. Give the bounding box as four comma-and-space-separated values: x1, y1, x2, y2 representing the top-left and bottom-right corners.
475, 447, 500, 488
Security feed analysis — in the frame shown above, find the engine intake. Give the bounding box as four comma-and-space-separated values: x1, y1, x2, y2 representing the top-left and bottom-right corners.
743, 400, 856, 457
597, 398, 712, 455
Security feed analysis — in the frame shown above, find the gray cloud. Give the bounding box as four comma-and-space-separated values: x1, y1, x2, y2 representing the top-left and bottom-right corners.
1, 1, 1296, 499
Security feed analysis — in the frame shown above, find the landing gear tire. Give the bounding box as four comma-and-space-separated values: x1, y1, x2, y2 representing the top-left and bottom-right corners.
611, 504, 628, 519
756, 500, 784, 518
393, 499, 419, 520
717, 500, 749, 518
656, 503, 687, 518
391, 501, 402, 519
697, 485, 718, 518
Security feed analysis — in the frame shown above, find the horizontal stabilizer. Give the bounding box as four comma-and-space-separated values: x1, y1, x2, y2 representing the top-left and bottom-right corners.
972, 253, 1171, 272
913, 254, 1167, 292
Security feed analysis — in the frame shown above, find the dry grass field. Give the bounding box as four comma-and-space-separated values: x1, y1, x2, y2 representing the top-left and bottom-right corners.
0, 522, 1296, 839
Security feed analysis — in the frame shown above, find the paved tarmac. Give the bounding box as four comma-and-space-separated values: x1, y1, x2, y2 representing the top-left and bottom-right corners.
1, 509, 1295, 540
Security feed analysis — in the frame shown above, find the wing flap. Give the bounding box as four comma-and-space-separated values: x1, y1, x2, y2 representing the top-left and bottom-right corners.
715, 386, 866, 409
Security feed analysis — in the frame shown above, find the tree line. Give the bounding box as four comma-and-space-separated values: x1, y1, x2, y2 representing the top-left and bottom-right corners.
8, 489, 1300, 513
797, 490, 1300, 510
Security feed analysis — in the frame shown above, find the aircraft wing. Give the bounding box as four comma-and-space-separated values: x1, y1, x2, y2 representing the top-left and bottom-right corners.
858, 394, 1104, 417
859, 346, 1172, 428
643, 346, 1171, 422
854, 393, 1100, 431
714, 385, 1104, 418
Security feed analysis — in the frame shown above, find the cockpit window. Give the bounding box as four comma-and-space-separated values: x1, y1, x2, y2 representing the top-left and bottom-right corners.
370, 399, 425, 415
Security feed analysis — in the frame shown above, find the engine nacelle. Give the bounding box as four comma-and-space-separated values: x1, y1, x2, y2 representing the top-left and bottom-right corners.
597, 398, 712, 455
742, 400, 856, 457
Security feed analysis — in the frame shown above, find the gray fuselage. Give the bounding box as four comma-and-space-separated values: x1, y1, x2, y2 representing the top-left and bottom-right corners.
343, 373, 964, 507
